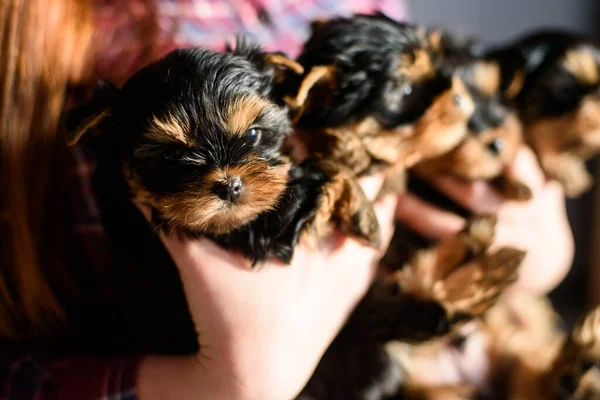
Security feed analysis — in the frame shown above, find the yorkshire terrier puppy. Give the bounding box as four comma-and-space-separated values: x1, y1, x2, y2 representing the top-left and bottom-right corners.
282, 14, 523, 400
284, 13, 476, 183
66, 40, 390, 353
298, 214, 521, 400
389, 292, 600, 400
369, 27, 600, 400
485, 30, 600, 197
64, 38, 515, 398
363, 29, 528, 292
413, 56, 532, 198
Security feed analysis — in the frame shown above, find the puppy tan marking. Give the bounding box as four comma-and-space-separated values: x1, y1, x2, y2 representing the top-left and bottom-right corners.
302, 159, 381, 249
428, 30, 443, 53
398, 49, 436, 82
264, 53, 304, 75
399, 75, 476, 166
124, 157, 290, 236
393, 215, 522, 319
224, 95, 270, 136
564, 48, 600, 85
472, 61, 501, 97
505, 68, 525, 99
526, 95, 600, 196
284, 65, 336, 123
148, 112, 191, 145
67, 109, 111, 146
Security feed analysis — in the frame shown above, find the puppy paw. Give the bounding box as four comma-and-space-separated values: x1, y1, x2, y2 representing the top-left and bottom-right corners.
460, 214, 497, 255
562, 169, 593, 198
433, 247, 523, 318
395, 217, 523, 321
541, 154, 593, 198
492, 176, 533, 201
347, 203, 382, 248
306, 159, 381, 248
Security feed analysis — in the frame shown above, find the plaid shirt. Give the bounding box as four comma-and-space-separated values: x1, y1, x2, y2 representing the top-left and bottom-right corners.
1, 1, 407, 399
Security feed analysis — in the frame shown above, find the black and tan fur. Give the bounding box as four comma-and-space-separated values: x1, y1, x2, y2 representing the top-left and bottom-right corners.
389, 293, 600, 400
486, 30, 600, 197
384, 28, 600, 400
63, 37, 519, 400
283, 14, 524, 400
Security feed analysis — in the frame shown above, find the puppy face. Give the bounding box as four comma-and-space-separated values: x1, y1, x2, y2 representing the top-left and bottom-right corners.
487, 32, 600, 164
358, 75, 476, 168
415, 60, 523, 181
291, 13, 454, 129
521, 46, 600, 157
67, 44, 302, 235
416, 111, 522, 181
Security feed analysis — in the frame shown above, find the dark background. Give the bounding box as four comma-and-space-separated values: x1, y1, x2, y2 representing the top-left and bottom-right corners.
409, 0, 600, 323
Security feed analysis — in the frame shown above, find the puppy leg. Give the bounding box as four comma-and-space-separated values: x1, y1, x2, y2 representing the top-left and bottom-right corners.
394, 215, 523, 320
298, 279, 453, 400
544, 307, 600, 399
296, 222, 520, 400
305, 159, 381, 249
490, 175, 533, 201
342, 216, 517, 343
540, 152, 593, 197
304, 126, 375, 176
378, 166, 408, 199
297, 233, 518, 400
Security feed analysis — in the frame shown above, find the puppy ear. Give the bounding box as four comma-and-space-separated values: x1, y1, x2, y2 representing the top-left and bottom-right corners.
283, 65, 336, 110
503, 68, 525, 100
309, 17, 329, 33
226, 36, 304, 81
65, 81, 119, 146
263, 52, 304, 83
431, 28, 482, 60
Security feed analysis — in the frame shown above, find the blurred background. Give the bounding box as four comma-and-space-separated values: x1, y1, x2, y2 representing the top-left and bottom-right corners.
409, 0, 600, 324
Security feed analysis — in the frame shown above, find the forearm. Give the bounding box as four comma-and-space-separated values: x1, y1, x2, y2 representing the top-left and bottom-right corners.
137, 355, 224, 400
137, 354, 283, 400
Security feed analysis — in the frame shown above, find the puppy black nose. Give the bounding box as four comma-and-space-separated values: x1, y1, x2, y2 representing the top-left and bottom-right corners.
213, 176, 244, 202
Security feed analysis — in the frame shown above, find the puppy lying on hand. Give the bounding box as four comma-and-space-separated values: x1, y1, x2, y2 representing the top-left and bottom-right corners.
65, 38, 517, 400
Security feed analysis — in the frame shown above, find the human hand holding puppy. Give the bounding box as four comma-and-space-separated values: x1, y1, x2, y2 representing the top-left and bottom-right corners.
134, 174, 397, 400
397, 145, 574, 296
396, 145, 574, 387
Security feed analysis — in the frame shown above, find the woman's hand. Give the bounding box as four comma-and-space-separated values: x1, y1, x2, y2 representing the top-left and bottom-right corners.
396, 146, 574, 295
135, 175, 397, 400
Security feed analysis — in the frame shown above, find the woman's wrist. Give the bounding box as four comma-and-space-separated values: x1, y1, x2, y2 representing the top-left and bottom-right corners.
137, 353, 286, 400
137, 354, 229, 400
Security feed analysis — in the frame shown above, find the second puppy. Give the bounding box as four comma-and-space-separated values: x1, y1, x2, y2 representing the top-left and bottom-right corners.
285, 14, 524, 400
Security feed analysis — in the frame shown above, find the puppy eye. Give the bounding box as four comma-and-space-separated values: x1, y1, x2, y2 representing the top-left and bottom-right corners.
163, 149, 182, 162
487, 138, 503, 154
245, 128, 262, 145
402, 85, 412, 96
453, 94, 462, 106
